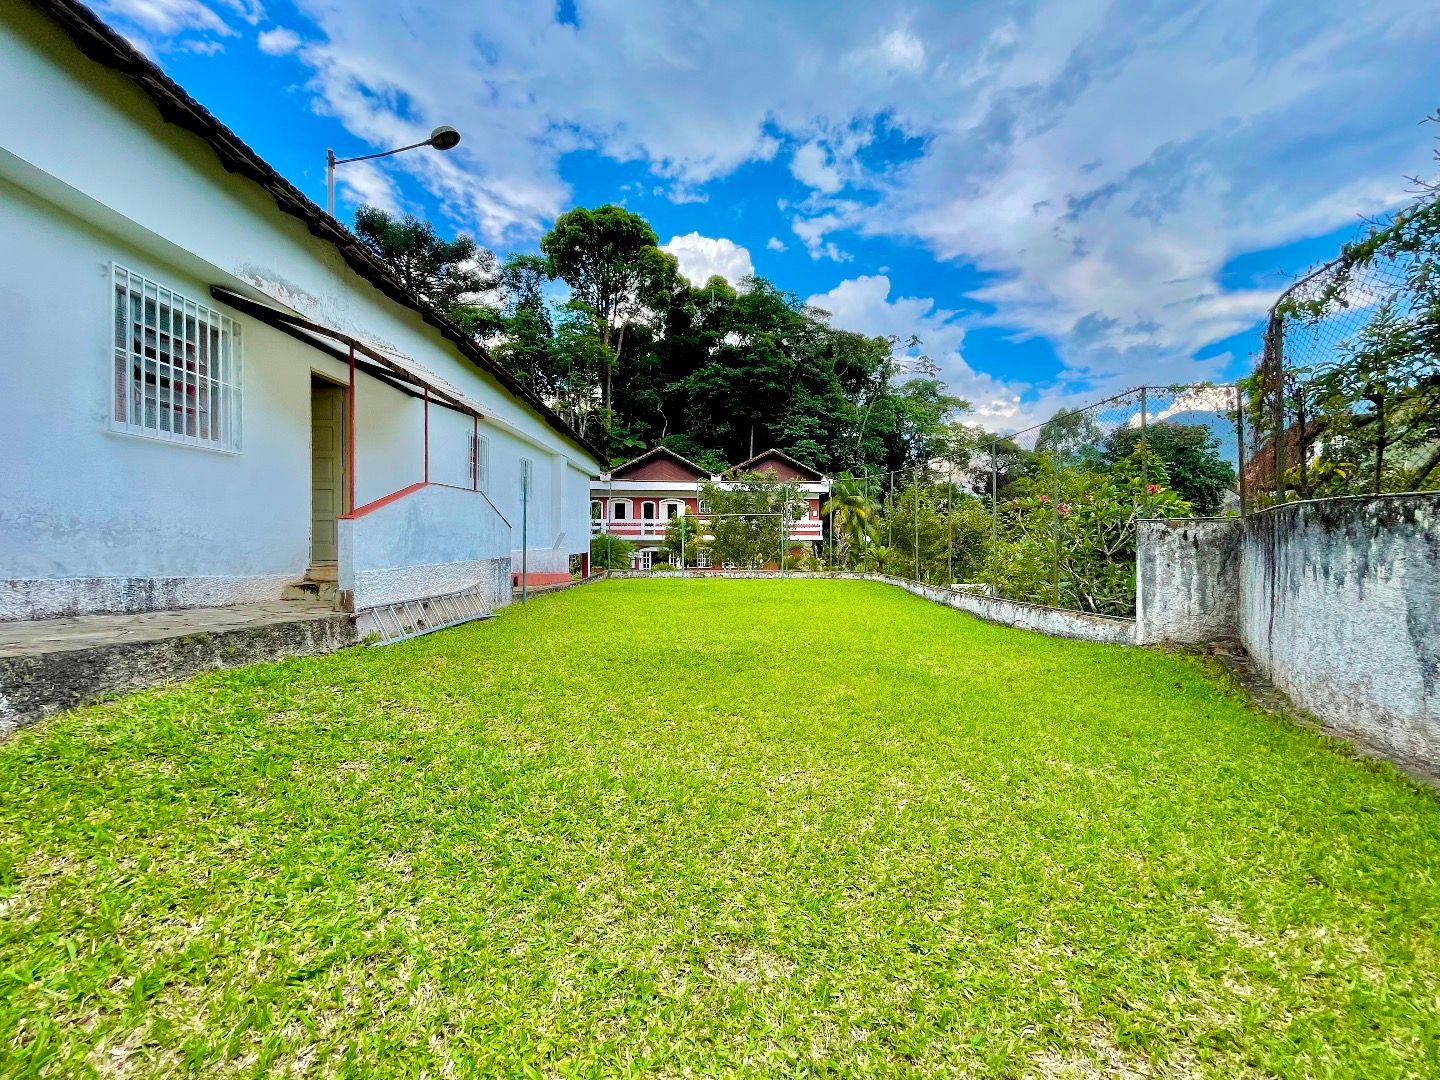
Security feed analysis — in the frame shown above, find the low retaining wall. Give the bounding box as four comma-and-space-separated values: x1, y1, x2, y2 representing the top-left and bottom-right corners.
339, 485, 511, 612
603, 570, 1136, 645
1239, 495, 1439, 771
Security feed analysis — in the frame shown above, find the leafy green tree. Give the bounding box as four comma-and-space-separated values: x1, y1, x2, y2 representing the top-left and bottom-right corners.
1101, 422, 1236, 515
699, 474, 807, 569
590, 534, 634, 571
882, 480, 993, 585
983, 451, 1191, 615
821, 474, 880, 566
353, 207, 499, 329
541, 205, 678, 424
659, 514, 703, 567
1035, 408, 1105, 465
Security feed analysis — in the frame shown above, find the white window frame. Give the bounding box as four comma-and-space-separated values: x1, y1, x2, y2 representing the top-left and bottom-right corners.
470, 431, 490, 492
695, 549, 711, 569
111, 264, 242, 452
641, 500, 657, 520
662, 499, 685, 520
610, 499, 631, 521
634, 549, 654, 571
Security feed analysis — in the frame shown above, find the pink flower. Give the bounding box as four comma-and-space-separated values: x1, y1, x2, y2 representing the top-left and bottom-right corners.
1038, 494, 1050, 504
1057, 502, 1071, 517
1146, 483, 1161, 495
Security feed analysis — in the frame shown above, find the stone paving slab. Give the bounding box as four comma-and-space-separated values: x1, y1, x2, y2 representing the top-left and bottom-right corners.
0, 601, 341, 659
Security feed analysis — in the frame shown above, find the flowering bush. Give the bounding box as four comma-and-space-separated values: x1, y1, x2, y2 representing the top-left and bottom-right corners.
981, 450, 1191, 615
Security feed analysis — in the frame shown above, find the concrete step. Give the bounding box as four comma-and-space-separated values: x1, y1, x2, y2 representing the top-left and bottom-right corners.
305, 562, 339, 583
283, 580, 340, 603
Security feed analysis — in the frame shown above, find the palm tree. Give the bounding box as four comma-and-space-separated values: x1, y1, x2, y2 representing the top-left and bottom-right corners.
822, 474, 880, 566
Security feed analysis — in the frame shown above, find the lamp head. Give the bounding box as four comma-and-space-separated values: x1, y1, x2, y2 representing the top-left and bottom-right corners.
428, 126, 461, 151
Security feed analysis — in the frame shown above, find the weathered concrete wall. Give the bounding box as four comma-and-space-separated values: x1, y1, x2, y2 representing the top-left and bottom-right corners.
604, 571, 1137, 645
338, 484, 512, 611
0, 6, 601, 621
1240, 494, 1440, 770
1135, 518, 1242, 645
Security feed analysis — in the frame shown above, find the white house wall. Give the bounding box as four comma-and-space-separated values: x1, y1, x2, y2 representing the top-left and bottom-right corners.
0, 6, 600, 617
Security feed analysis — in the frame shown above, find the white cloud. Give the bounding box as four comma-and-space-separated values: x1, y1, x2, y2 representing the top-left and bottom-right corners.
334, 159, 403, 217
99, 0, 233, 36
257, 26, 301, 55
662, 233, 754, 286
766, 236, 787, 252
808, 275, 1026, 430
791, 141, 842, 193
117, 0, 1440, 403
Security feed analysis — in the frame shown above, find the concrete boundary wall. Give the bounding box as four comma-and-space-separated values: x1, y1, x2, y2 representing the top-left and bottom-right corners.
603, 570, 1137, 646
1238, 495, 1439, 771
1135, 519, 1242, 646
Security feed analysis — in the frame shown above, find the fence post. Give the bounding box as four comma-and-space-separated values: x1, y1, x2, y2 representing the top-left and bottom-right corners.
946, 461, 954, 586
1139, 386, 1149, 484
1051, 466, 1061, 604
913, 466, 921, 582
1264, 312, 1286, 501
990, 443, 998, 553
1234, 381, 1247, 517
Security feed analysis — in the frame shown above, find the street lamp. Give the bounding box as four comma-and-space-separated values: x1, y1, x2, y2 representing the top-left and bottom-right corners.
326, 125, 461, 217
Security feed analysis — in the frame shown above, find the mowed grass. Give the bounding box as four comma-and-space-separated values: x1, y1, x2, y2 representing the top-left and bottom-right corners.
3, 580, 1440, 1077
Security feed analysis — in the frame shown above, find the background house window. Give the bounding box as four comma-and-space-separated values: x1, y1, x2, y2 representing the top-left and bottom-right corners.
470, 432, 490, 491
642, 502, 656, 520
612, 501, 630, 520
113, 264, 241, 451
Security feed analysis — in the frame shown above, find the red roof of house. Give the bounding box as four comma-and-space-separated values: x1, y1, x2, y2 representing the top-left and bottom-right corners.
609, 446, 712, 482
726, 449, 826, 482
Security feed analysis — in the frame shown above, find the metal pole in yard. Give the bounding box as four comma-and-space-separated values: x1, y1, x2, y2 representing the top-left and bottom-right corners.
1139, 386, 1149, 485
607, 474, 613, 572
521, 462, 529, 603
912, 465, 920, 582
1052, 466, 1062, 604
779, 504, 786, 577
1234, 381, 1247, 517
990, 443, 998, 551
887, 471, 894, 551
947, 460, 953, 586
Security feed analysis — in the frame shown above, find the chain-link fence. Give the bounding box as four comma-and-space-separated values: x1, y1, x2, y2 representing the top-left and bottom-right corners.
827, 384, 1242, 617
1245, 196, 1440, 503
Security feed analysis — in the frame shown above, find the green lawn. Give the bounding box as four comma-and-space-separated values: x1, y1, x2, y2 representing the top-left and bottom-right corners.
3, 579, 1439, 1077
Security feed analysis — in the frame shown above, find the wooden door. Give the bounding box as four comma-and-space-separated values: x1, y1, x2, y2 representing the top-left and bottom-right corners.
310, 379, 347, 565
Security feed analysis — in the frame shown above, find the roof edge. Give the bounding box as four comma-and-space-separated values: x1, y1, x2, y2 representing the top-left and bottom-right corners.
25, 0, 603, 466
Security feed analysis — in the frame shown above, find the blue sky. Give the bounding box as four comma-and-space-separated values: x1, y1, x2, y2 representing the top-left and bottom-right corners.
98, 0, 1438, 431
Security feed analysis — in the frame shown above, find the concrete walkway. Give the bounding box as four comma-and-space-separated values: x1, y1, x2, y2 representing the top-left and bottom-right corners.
0, 600, 340, 658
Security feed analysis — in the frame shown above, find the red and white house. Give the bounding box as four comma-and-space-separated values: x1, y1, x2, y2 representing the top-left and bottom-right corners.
591, 447, 830, 569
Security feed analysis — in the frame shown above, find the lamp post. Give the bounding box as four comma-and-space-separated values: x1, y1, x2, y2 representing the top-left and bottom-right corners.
326, 125, 461, 218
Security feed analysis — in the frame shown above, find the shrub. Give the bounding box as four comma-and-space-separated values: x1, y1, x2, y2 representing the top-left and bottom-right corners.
590, 534, 634, 571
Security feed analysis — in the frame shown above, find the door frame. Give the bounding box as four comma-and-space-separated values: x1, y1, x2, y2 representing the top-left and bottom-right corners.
309, 372, 350, 566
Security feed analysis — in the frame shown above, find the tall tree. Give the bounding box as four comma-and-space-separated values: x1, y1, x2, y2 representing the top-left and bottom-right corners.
353, 207, 499, 330
540, 205, 678, 419
1102, 422, 1236, 514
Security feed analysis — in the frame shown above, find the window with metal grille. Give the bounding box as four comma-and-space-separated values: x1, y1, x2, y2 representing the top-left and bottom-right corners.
470, 431, 490, 491
112, 265, 241, 451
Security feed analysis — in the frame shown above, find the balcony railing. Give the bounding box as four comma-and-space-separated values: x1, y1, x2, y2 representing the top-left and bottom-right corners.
592, 517, 823, 541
